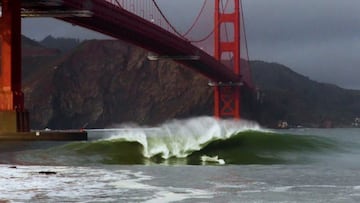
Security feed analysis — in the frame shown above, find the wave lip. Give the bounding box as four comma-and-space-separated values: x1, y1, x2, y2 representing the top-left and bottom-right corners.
100, 116, 263, 159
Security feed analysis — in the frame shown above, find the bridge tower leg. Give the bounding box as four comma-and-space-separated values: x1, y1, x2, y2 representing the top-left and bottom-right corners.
214, 0, 241, 118
0, 0, 29, 132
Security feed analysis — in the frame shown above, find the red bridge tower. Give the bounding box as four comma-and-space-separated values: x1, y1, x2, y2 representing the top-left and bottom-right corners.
213, 0, 242, 119
0, 0, 29, 132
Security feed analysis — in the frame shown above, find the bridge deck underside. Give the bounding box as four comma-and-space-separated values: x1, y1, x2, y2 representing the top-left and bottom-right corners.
21, 0, 242, 83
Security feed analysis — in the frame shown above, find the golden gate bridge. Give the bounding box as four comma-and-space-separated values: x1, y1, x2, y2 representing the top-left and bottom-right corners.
0, 0, 254, 134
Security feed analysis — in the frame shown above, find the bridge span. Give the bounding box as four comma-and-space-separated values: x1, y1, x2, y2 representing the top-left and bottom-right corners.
0, 0, 253, 133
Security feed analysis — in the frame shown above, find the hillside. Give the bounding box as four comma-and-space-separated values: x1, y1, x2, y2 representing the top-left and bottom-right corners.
21, 35, 61, 81
23, 39, 213, 129
251, 61, 360, 127
40, 35, 81, 53
21, 37, 360, 129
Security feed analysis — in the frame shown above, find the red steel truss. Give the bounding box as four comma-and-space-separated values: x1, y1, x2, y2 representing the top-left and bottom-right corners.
214, 0, 242, 118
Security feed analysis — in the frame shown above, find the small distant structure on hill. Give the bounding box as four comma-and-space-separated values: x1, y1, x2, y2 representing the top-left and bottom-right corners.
352, 117, 360, 127
277, 120, 288, 129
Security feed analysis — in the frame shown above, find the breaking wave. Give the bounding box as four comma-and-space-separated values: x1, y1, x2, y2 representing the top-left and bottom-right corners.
4, 117, 338, 165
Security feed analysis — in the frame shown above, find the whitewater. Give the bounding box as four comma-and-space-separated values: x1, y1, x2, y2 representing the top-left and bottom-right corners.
93, 116, 264, 159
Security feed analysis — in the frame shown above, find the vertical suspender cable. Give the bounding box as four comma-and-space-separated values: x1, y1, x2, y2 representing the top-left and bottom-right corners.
239, 0, 253, 86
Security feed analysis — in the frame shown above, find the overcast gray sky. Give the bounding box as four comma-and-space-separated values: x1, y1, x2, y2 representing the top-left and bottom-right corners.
21, 0, 360, 89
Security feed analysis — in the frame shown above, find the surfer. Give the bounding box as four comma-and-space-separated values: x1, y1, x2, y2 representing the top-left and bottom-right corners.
201, 155, 225, 165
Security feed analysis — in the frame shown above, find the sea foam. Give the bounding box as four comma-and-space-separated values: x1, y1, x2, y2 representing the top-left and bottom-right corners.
88, 116, 264, 159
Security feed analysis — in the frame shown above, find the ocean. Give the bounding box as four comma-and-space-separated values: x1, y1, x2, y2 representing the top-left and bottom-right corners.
1, 116, 360, 202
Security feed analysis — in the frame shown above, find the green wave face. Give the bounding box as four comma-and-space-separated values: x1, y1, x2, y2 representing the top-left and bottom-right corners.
56, 130, 337, 165
189, 131, 337, 165
57, 140, 146, 165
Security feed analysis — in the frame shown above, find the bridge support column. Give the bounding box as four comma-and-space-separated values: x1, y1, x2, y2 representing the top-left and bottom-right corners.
0, 0, 29, 132
214, 0, 241, 118
214, 85, 240, 118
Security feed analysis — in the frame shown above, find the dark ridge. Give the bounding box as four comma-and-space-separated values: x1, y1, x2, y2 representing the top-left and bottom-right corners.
40, 35, 81, 53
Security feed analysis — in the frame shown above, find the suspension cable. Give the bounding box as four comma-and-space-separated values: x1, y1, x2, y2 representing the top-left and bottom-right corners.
240, 0, 250, 62
113, 0, 122, 8
189, 0, 230, 43
240, 0, 253, 85
189, 30, 214, 43
182, 0, 208, 37
151, 0, 214, 42
151, 0, 188, 40
115, 0, 224, 44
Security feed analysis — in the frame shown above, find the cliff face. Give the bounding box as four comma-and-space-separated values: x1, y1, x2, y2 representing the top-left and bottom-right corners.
24, 40, 213, 129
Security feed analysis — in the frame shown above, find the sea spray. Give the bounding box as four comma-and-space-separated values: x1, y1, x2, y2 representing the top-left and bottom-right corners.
95, 116, 264, 159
